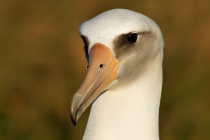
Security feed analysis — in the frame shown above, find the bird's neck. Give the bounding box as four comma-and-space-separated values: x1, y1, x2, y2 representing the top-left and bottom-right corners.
83, 57, 163, 140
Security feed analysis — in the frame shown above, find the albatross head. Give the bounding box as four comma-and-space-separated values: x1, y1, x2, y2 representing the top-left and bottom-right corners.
70, 9, 164, 125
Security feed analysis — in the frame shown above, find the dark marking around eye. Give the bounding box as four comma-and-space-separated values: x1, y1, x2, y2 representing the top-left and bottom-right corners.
81, 35, 89, 61
113, 31, 150, 59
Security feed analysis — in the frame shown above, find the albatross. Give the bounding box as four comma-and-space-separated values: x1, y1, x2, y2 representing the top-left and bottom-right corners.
70, 9, 164, 140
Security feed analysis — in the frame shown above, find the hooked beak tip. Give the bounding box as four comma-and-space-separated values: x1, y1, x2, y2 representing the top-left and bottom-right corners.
70, 108, 77, 126
70, 93, 82, 126
70, 113, 77, 126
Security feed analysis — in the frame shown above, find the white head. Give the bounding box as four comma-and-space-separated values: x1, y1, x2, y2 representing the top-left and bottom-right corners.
71, 9, 164, 125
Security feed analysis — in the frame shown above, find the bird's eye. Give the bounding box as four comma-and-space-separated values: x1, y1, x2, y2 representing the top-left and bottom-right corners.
128, 33, 138, 43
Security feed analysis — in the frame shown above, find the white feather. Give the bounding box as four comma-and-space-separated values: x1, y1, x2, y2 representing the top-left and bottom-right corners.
79, 9, 164, 140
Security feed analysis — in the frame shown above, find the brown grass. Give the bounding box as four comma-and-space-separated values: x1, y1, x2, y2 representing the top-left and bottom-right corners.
0, 0, 210, 139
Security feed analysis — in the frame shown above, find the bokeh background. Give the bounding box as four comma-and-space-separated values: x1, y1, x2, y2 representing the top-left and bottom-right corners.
0, 0, 210, 139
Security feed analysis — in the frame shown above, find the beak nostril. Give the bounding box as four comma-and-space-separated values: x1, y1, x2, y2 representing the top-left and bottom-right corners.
86, 65, 89, 69
99, 64, 104, 69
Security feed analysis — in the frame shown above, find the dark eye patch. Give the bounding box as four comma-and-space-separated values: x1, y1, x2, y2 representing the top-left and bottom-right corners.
114, 32, 139, 47
113, 32, 138, 49
81, 35, 89, 61
113, 31, 150, 59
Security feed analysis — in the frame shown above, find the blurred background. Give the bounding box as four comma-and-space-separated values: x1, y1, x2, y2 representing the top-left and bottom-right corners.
0, 0, 210, 139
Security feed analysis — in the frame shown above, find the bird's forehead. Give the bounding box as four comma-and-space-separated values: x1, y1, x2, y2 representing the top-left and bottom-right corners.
79, 9, 157, 50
